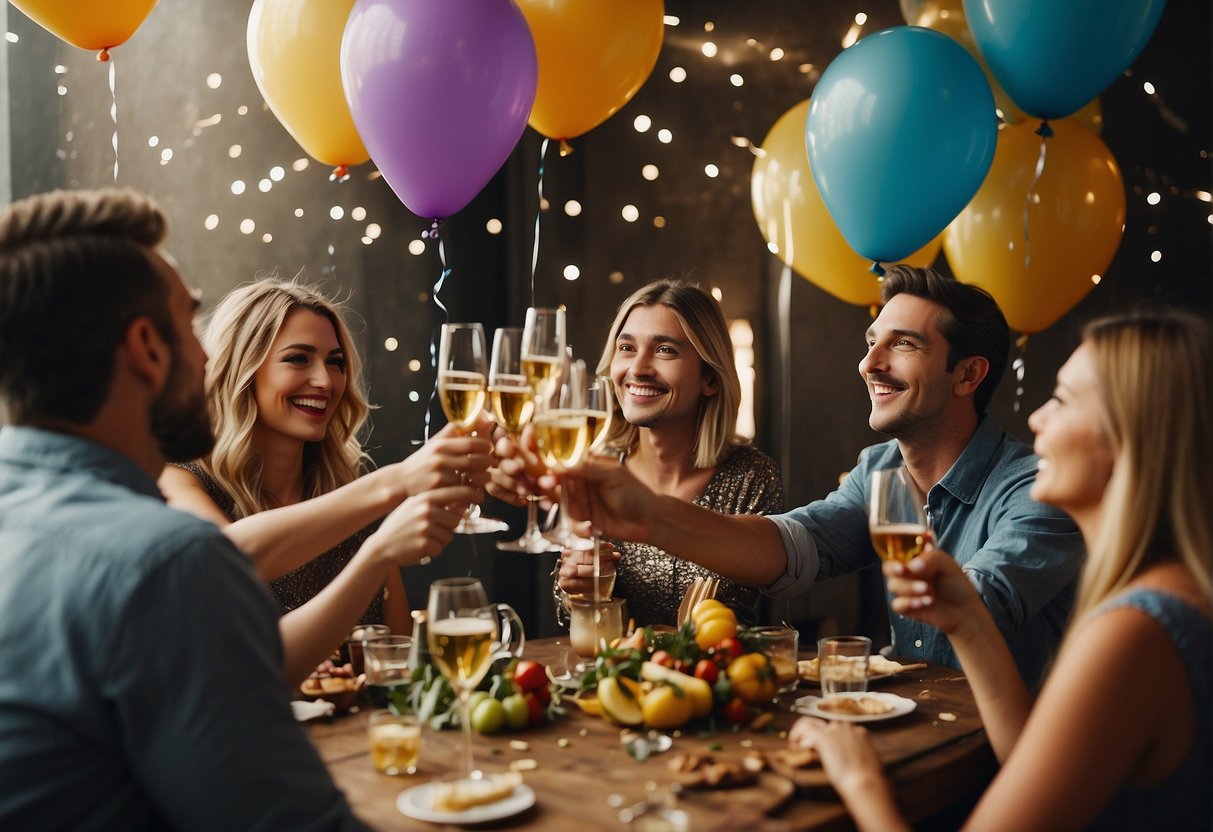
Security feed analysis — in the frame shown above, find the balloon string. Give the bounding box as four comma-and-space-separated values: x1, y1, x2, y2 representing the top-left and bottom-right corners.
108, 57, 118, 182
530, 138, 550, 308
1011, 335, 1029, 414
1023, 132, 1049, 269
423, 221, 450, 442
777, 264, 792, 487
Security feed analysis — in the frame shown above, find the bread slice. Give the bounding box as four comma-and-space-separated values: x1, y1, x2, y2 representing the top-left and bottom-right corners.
431, 772, 523, 812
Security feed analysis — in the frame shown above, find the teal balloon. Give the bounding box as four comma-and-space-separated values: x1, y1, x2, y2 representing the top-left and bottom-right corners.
963, 0, 1165, 121
806, 27, 996, 265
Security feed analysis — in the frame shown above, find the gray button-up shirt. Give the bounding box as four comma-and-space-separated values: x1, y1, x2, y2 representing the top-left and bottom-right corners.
0, 426, 367, 831
767, 416, 1084, 687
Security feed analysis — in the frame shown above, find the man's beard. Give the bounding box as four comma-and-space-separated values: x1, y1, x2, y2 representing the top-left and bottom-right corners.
150, 356, 214, 463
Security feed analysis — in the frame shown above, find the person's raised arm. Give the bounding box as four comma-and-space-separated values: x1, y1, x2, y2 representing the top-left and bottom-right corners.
278, 484, 474, 685
562, 457, 787, 586
159, 423, 492, 581
884, 550, 1032, 761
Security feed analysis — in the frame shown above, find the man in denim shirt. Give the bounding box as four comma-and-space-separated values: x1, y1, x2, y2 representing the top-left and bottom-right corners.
556, 266, 1082, 687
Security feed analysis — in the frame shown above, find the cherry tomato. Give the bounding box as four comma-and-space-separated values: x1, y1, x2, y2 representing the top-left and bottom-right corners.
712, 637, 743, 664
721, 696, 750, 724
693, 658, 719, 685
523, 691, 545, 724
649, 650, 675, 668
512, 660, 547, 692
531, 682, 552, 706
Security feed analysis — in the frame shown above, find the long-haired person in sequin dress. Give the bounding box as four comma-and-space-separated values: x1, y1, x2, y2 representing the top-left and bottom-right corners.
160, 277, 490, 683
791, 310, 1211, 831
556, 280, 784, 625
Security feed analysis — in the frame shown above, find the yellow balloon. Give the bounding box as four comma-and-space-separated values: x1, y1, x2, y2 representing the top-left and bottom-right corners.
943, 120, 1126, 334
751, 99, 941, 308
518, 0, 664, 140
901, 0, 1101, 134
247, 0, 368, 170
9, 0, 157, 56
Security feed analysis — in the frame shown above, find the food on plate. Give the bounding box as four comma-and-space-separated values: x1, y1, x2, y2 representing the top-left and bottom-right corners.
816, 696, 894, 716
299, 664, 362, 709
430, 771, 523, 812
666, 750, 759, 789
797, 655, 927, 682
770, 747, 819, 770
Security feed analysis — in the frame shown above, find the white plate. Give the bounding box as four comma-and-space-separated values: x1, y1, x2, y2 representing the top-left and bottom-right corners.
397, 781, 535, 825
792, 692, 917, 723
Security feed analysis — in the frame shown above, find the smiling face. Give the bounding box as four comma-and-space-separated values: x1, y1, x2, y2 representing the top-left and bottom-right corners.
1027, 343, 1115, 518
252, 308, 348, 444
858, 293, 969, 439
610, 303, 718, 433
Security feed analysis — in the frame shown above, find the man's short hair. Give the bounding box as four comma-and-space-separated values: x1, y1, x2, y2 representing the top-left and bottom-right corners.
0, 188, 172, 424
880, 265, 1010, 415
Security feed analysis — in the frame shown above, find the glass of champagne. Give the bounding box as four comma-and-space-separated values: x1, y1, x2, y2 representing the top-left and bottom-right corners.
868, 466, 931, 563
520, 307, 566, 403
437, 322, 508, 534
426, 578, 524, 781
491, 327, 560, 554
583, 375, 615, 593
536, 359, 591, 549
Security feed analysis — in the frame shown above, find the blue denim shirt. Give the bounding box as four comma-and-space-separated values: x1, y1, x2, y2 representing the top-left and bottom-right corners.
767, 416, 1084, 687
0, 426, 366, 831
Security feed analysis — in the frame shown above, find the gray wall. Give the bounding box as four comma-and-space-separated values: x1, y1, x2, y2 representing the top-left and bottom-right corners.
4, 0, 1209, 640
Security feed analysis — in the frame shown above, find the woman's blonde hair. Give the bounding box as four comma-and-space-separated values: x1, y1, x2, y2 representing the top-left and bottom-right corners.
1069, 309, 1211, 628
197, 277, 370, 518
595, 279, 743, 468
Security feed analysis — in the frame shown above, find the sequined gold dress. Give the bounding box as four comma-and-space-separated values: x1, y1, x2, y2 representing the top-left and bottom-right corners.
601, 445, 783, 626
171, 462, 385, 624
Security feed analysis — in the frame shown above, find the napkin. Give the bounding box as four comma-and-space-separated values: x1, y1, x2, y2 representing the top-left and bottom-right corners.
291, 698, 336, 722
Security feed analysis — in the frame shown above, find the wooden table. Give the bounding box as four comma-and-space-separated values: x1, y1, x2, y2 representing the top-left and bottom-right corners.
307, 638, 995, 831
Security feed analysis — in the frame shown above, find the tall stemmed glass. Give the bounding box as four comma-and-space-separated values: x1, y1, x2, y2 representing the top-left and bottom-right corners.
520, 307, 566, 403
536, 359, 591, 550
868, 466, 932, 563
492, 327, 560, 553
425, 578, 494, 781
582, 375, 615, 596
437, 323, 508, 534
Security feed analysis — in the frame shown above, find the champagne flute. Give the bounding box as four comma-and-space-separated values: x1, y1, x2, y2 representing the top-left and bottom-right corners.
536, 359, 591, 550
520, 307, 566, 404
868, 466, 932, 563
437, 323, 508, 534
426, 578, 494, 781
491, 327, 560, 554
583, 375, 615, 600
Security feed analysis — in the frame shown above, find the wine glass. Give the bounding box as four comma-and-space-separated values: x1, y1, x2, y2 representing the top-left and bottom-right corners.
491, 327, 560, 554
536, 359, 591, 550
426, 578, 524, 781
437, 323, 508, 534
868, 466, 932, 563
582, 375, 615, 592
520, 307, 566, 404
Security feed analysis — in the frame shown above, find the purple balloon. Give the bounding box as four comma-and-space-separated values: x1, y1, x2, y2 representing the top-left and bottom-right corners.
341, 0, 538, 219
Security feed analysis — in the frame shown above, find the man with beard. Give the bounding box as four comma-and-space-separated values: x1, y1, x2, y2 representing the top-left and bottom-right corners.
549, 266, 1083, 687
0, 189, 373, 829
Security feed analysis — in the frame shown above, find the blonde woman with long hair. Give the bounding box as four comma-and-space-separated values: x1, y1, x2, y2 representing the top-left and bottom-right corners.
556, 279, 783, 625
160, 278, 490, 683
792, 309, 1211, 831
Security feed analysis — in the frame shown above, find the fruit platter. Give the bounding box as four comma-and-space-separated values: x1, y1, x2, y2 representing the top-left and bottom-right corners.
572, 599, 789, 732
